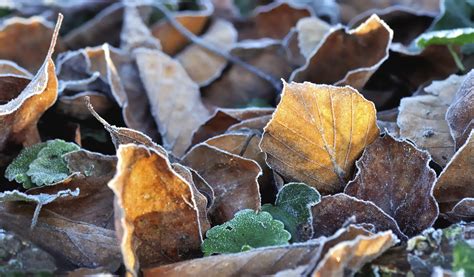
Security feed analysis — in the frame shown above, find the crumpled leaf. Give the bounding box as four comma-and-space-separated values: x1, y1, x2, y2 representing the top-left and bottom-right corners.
434, 130, 474, 214
182, 143, 261, 224
201, 209, 291, 256
134, 48, 210, 156
108, 144, 207, 276
0, 15, 61, 151
260, 82, 380, 194
291, 15, 393, 90
262, 183, 320, 242
177, 19, 237, 87
446, 69, 474, 149
397, 74, 465, 166
5, 139, 80, 188
311, 194, 407, 240
312, 231, 398, 276
236, 2, 311, 40
0, 204, 121, 271
0, 16, 64, 72
345, 135, 438, 237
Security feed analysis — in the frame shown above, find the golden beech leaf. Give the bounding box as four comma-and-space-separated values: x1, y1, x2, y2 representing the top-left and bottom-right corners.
108, 144, 207, 276
0, 15, 62, 151
260, 82, 379, 194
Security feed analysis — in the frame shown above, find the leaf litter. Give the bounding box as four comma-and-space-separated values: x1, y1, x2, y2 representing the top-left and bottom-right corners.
0, 0, 472, 276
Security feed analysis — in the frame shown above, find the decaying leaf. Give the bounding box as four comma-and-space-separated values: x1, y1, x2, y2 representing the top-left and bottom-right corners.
182, 143, 261, 224
120, 5, 161, 53
312, 231, 398, 276
0, 15, 62, 151
397, 74, 465, 166
177, 19, 237, 87
262, 183, 320, 242
291, 15, 393, 90
446, 198, 474, 222
201, 209, 291, 255
294, 16, 331, 60
434, 130, 474, 213
260, 82, 379, 194
0, 60, 33, 77
311, 194, 407, 240
345, 135, 438, 237
134, 48, 210, 156
56, 91, 112, 120
108, 144, 207, 275
446, 69, 474, 149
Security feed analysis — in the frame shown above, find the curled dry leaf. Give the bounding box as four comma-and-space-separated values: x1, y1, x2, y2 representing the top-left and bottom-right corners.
182, 143, 261, 224
345, 135, 438, 237
311, 194, 407, 240
120, 5, 161, 53
202, 39, 292, 108
397, 74, 465, 166
294, 16, 331, 60
134, 48, 210, 156
227, 114, 272, 132
151, 0, 213, 55
260, 82, 379, 194
446, 70, 474, 149
434, 130, 474, 213
0, 15, 62, 151
312, 231, 398, 276
291, 15, 393, 90
0, 16, 64, 73
177, 19, 237, 87
236, 2, 311, 40
0, 60, 33, 77
56, 91, 112, 120
108, 144, 207, 275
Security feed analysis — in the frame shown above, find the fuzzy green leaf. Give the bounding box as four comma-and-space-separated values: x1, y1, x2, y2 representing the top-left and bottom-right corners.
453, 241, 474, 275
201, 209, 291, 256
416, 28, 474, 48
262, 183, 320, 242
5, 139, 80, 188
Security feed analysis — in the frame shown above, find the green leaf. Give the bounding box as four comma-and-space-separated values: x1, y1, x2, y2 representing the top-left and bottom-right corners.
201, 209, 291, 256
5, 139, 80, 188
416, 28, 474, 48
431, 0, 474, 31
262, 183, 320, 242
5, 142, 47, 189
453, 241, 474, 275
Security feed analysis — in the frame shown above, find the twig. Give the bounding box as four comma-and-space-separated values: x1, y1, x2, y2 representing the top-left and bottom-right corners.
151, 2, 283, 92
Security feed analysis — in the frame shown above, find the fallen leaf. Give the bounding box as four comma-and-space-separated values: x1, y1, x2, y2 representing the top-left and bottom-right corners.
120, 5, 161, 53
446, 198, 474, 222
291, 15, 393, 90
134, 48, 210, 156
260, 82, 379, 194
108, 144, 207, 275
434, 130, 474, 213
182, 143, 261, 224
311, 193, 407, 240
446, 69, 474, 149
56, 91, 112, 120
312, 231, 398, 276
344, 135, 439, 237
227, 114, 272, 132
294, 16, 331, 60
397, 74, 465, 166
0, 60, 33, 77
150, 1, 213, 55
177, 19, 237, 86
0, 15, 62, 151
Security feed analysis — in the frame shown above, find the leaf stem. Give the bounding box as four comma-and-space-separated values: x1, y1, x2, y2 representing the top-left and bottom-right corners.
151, 2, 283, 92
448, 44, 466, 72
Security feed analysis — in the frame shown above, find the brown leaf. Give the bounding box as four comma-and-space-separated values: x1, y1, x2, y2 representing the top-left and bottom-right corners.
0, 16, 64, 72
108, 144, 207, 275
434, 130, 474, 213
345, 135, 438, 237
202, 39, 292, 108
0, 15, 62, 151
177, 19, 237, 87
291, 15, 393, 90
134, 48, 210, 156
294, 17, 331, 60
445, 198, 474, 222
397, 74, 465, 166
312, 231, 398, 276
260, 82, 380, 194
151, 1, 213, 55
57, 91, 112, 120
0, 204, 121, 271
227, 114, 272, 132
0, 60, 33, 77
182, 143, 261, 224
311, 194, 407, 240
446, 70, 474, 149
236, 2, 311, 40
120, 5, 161, 52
